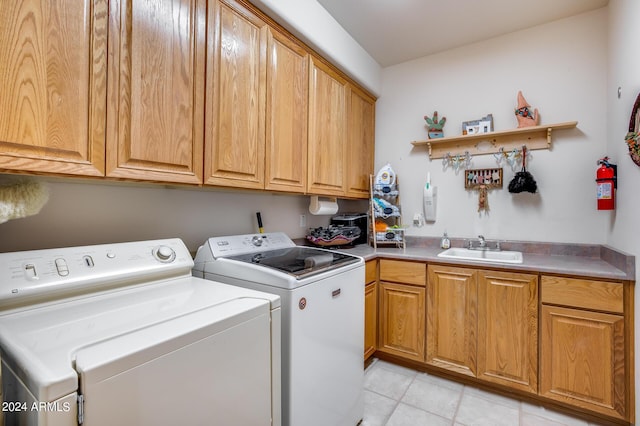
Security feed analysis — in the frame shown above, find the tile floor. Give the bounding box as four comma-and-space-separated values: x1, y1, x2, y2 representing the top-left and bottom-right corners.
362, 359, 608, 426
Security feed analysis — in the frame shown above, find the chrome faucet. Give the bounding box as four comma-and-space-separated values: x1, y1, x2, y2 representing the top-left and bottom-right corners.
467, 235, 501, 251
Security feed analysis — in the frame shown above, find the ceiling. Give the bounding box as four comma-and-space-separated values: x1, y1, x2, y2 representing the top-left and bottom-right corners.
316, 0, 609, 67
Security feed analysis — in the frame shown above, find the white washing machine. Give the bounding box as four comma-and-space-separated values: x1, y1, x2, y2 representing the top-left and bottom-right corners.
193, 232, 364, 426
0, 239, 281, 426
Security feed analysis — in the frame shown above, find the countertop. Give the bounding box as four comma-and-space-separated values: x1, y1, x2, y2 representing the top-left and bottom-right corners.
323, 239, 635, 281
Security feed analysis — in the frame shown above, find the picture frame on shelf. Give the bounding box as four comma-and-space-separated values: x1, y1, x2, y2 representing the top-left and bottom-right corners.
462, 114, 494, 135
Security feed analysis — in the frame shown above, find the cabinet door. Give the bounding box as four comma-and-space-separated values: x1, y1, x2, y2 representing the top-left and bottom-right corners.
264, 30, 308, 193
107, 0, 205, 184
378, 282, 425, 362
364, 281, 377, 360
205, 0, 267, 189
541, 305, 626, 420
307, 57, 347, 196
477, 271, 538, 393
0, 0, 107, 176
365, 259, 377, 286
345, 85, 375, 199
426, 266, 477, 376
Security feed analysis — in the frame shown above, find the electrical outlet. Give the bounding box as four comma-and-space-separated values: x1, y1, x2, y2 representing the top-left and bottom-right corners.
299, 214, 307, 228
413, 213, 424, 227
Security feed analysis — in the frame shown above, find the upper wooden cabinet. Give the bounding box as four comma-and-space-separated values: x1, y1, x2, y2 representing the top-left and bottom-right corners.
346, 85, 375, 198
307, 57, 348, 196
0, 0, 107, 176
205, 0, 267, 189
0, 0, 375, 196
106, 0, 205, 184
307, 66, 376, 199
264, 30, 309, 193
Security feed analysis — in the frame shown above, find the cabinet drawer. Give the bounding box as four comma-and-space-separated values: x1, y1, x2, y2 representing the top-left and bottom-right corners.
365, 260, 377, 284
379, 259, 425, 286
541, 276, 623, 313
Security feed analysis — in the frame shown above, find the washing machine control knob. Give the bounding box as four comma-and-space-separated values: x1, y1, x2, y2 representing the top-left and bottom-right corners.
154, 246, 175, 262
251, 235, 263, 247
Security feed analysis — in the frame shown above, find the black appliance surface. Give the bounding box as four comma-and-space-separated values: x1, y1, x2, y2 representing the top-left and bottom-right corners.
226, 247, 360, 279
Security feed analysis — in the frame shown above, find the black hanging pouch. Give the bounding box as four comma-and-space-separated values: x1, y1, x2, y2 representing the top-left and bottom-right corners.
508, 146, 537, 194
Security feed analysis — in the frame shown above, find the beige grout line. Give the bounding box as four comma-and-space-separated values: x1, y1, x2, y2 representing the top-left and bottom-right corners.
451, 386, 467, 425
383, 373, 416, 426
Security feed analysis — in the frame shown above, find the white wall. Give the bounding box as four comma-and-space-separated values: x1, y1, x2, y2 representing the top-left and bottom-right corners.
606, 0, 640, 417
0, 178, 367, 253
376, 9, 608, 244
251, 0, 382, 95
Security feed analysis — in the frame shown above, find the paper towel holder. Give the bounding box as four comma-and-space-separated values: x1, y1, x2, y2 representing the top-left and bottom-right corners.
308, 195, 339, 215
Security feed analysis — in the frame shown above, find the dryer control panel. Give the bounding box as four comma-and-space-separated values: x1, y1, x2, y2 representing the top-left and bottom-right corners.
0, 239, 193, 310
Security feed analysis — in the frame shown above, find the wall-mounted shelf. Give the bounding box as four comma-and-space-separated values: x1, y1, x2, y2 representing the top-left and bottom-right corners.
411, 121, 578, 159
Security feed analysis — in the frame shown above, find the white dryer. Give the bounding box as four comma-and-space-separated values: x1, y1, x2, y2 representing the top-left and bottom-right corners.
0, 239, 281, 426
193, 232, 364, 426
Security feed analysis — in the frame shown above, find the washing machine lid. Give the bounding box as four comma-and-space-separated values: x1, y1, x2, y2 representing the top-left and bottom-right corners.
0, 277, 278, 402
225, 246, 360, 279
193, 233, 361, 280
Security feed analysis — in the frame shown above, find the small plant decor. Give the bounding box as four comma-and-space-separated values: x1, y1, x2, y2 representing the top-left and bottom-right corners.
424, 111, 446, 139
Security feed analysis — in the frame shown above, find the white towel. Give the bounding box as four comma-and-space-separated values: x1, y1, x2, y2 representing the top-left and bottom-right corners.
0, 176, 49, 224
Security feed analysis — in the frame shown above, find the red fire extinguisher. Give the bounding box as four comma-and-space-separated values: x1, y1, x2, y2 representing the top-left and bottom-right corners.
596, 157, 617, 210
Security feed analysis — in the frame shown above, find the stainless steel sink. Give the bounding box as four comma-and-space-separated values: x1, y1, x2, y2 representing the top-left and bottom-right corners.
437, 248, 523, 264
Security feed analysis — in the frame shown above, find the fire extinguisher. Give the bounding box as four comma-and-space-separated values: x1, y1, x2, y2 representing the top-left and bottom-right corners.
596, 157, 617, 210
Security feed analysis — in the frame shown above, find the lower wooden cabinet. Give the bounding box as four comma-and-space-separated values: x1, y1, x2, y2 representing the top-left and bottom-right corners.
426, 265, 539, 390
540, 276, 628, 421
426, 265, 477, 376
364, 259, 378, 361
477, 271, 538, 393
370, 261, 633, 424
378, 282, 425, 362
541, 305, 625, 419
364, 281, 377, 360
378, 259, 426, 362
